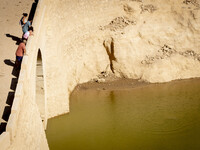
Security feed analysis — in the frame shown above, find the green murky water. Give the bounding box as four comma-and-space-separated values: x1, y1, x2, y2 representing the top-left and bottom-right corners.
46, 79, 200, 150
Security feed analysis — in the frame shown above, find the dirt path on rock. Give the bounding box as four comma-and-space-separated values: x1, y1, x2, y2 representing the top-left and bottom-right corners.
0, 0, 34, 127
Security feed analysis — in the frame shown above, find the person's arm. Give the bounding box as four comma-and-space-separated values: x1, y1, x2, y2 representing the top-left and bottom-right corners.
30, 31, 34, 36
22, 17, 26, 24
28, 21, 32, 26
23, 45, 27, 55
24, 48, 27, 55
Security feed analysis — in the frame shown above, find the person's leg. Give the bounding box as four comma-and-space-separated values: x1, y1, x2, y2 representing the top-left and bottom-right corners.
15, 56, 23, 70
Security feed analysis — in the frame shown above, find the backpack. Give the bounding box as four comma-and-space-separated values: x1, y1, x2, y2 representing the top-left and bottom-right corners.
19, 17, 24, 26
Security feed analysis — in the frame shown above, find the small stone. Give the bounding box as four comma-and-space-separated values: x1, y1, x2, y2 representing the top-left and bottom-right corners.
98, 78, 105, 83
93, 78, 98, 82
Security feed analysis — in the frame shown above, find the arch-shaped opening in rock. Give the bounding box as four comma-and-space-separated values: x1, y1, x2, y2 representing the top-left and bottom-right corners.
36, 49, 46, 128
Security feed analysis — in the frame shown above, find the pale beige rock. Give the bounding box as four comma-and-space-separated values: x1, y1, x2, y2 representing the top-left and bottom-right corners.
0, 0, 35, 132
43, 0, 200, 117
0, 132, 10, 150
1, 0, 200, 149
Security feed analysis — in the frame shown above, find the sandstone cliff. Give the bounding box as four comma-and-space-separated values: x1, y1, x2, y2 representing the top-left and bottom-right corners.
4, 1, 200, 149
43, 0, 200, 117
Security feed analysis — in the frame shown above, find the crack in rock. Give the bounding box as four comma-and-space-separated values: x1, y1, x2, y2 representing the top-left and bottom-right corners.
103, 37, 117, 73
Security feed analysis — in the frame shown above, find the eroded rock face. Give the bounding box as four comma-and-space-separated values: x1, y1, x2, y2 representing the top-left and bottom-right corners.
43, 0, 200, 117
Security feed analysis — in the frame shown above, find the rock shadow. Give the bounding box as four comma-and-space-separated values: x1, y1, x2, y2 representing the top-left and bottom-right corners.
4, 59, 19, 77
5, 34, 21, 45
0, 123, 7, 134
2, 106, 11, 122
10, 78, 18, 91
0, 62, 19, 134
28, 0, 39, 21
103, 37, 117, 73
6, 92, 15, 106
4, 59, 15, 67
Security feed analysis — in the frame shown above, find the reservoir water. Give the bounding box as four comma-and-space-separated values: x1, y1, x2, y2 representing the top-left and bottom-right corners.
46, 79, 200, 150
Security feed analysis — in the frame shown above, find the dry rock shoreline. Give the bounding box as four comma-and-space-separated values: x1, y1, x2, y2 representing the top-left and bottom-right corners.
74, 75, 200, 92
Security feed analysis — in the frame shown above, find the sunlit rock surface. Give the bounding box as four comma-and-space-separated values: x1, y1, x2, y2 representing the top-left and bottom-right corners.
7, 0, 200, 149
44, 0, 200, 117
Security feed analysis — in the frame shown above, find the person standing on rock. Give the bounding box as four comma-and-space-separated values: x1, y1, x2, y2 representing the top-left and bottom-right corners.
19, 13, 28, 28
15, 39, 27, 70
23, 26, 34, 40
22, 20, 32, 34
